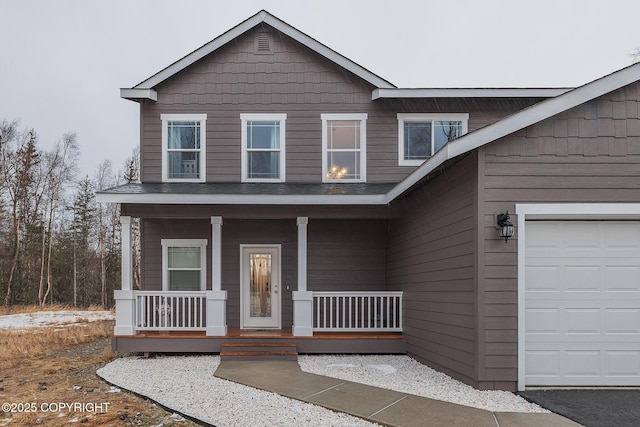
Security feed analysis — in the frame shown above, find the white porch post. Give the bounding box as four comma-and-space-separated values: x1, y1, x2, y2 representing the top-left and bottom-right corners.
206, 216, 227, 336
293, 217, 313, 336
114, 216, 135, 335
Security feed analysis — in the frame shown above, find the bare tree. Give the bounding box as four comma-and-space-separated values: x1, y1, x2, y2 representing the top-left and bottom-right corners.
629, 47, 640, 64
41, 133, 78, 305
123, 148, 141, 290
71, 177, 97, 307
3, 130, 40, 305
0, 118, 132, 307
94, 160, 119, 307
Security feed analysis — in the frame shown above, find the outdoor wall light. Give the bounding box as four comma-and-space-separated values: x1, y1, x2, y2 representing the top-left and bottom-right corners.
496, 211, 515, 243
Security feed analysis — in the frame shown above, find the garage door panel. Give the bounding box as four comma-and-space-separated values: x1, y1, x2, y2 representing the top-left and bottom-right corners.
526, 351, 560, 377
606, 351, 640, 376
606, 309, 640, 334
566, 308, 600, 334
564, 351, 601, 377
564, 222, 599, 248
604, 266, 640, 291
604, 223, 640, 247
525, 266, 562, 291
525, 220, 640, 386
526, 308, 560, 333
526, 222, 562, 247
564, 266, 600, 291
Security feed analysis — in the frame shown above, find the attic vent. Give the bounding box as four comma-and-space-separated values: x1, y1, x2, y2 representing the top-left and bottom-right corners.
256, 32, 272, 53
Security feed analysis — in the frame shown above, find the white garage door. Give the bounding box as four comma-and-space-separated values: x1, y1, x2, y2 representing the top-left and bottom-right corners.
525, 221, 640, 386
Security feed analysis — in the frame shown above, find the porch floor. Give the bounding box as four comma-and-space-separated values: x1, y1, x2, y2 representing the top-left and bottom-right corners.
113, 329, 406, 354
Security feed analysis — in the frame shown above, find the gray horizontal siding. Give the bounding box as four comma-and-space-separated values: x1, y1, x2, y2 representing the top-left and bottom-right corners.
140, 219, 212, 291
139, 217, 388, 330
386, 154, 477, 386
476, 80, 640, 390
307, 220, 387, 291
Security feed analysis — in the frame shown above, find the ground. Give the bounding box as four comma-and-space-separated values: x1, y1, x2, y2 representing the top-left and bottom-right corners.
0, 310, 200, 427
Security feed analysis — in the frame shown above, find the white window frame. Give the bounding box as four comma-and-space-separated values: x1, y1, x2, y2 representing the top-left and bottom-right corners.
161, 114, 207, 183
397, 113, 469, 166
161, 239, 208, 291
321, 113, 367, 183
240, 113, 287, 183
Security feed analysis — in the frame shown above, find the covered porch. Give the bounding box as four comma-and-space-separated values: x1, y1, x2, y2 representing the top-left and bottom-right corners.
113, 204, 404, 352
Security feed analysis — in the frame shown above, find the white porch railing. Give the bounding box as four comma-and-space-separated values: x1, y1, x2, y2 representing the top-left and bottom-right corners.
135, 291, 207, 331
312, 291, 403, 332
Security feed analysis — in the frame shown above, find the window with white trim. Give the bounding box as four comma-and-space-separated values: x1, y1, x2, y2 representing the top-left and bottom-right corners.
161, 114, 207, 182
241, 113, 286, 182
321, 113, 367, 182
161, 239, 207, 291
397, 113, 468, 166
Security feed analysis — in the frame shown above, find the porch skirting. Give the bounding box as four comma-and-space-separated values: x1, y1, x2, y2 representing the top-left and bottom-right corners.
112, 329, 406, 355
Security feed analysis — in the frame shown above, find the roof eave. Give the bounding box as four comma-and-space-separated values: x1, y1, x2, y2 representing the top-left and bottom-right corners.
120, 88, 158, 102
372, 87, 572, 100
95, 192, 388, 205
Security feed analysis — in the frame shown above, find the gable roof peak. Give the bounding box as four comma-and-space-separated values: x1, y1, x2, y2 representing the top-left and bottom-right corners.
122, 9, 395, 100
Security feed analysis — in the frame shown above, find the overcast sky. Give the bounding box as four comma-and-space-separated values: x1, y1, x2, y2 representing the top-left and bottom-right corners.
2, 0, 639, 179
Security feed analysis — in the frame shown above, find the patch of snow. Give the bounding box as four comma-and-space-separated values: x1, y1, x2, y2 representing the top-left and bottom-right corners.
169, 413, 185, 421
0, 310, 114, 330
107, 386, 121, 393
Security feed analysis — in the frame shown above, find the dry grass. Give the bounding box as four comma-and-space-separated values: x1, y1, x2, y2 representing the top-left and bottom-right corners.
0, 316, 198, 426
0, 322, 114, 368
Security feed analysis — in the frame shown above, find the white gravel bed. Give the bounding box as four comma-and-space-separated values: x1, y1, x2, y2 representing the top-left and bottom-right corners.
97, 355, 379, 427
97, 354, 547, 426
298, 355, 547, 413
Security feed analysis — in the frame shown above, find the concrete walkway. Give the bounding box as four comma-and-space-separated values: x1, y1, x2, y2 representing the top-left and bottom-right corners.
214, 361, 581, 427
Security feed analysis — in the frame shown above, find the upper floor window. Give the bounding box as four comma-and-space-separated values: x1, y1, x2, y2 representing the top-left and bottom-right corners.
241, 113, 286, 182
161, 114, 207, 182
322, 113, 367, 182
397, 113, 469, 166
161, 239, 207, 291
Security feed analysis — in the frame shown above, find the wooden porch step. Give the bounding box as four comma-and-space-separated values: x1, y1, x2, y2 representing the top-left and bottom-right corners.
220, 342, 298, 361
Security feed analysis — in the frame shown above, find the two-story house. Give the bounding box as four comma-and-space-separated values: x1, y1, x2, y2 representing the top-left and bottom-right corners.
97, 10, 640, 392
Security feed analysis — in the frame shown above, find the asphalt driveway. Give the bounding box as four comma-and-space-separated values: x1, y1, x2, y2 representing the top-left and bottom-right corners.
519, 389, 640, 427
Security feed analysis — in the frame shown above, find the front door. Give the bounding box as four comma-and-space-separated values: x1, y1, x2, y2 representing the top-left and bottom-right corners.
240, 245, 281, 329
